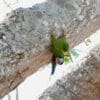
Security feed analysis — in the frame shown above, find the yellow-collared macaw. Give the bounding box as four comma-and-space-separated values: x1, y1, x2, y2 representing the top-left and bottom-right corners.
50, 27, 72, 75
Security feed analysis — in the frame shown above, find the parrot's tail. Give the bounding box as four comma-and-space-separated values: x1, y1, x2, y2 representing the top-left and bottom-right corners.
51, 64, 56, 75
51, 55, 56, 75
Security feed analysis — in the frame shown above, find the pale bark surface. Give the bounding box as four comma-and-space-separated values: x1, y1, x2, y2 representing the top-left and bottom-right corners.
38, 43, 100, 100
0, 0, 100, 97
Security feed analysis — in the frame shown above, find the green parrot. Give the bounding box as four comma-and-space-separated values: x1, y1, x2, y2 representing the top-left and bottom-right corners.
50, 28, 72, 75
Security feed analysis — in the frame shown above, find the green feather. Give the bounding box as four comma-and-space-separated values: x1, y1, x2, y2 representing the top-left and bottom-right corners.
50, 31, 71, 75
51, 35, 69, 56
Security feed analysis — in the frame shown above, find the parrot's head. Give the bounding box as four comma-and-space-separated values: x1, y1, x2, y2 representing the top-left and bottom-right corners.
56, 55, 64, 65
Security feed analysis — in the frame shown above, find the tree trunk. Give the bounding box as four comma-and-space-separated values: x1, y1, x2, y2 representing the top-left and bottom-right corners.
0, 0, 100, 98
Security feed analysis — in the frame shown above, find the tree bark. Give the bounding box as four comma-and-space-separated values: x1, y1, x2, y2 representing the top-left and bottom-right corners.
38, 41, 100, 100
38, 38, 100, 100
0, 0, 100, 98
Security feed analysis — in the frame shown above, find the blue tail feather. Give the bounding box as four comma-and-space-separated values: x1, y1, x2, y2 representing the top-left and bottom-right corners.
51, 55, 56, 75
51, 63, 56, 75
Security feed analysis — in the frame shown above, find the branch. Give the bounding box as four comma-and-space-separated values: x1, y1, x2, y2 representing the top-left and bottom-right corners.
39, 43, 100, 100
0, 0, 99, 97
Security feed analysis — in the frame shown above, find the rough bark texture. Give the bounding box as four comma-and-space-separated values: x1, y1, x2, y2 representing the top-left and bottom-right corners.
0, 0, 100, 97
38, 42, 100, 100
